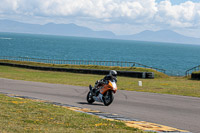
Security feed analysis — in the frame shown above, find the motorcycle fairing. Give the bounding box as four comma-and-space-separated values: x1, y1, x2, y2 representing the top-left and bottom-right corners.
100, 80, 117, 94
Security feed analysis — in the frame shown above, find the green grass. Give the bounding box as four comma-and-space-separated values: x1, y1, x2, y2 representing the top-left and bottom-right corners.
192, 71, 200, 74
0, 94, 144, 133
0, 65, 200, 97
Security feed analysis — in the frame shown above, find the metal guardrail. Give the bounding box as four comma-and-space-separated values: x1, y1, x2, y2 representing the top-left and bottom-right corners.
185, 65, 200, 76
0, 56, 166, 73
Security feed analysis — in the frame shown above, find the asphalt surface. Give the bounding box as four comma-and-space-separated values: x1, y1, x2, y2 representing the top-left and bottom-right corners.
0, 78, 200, 133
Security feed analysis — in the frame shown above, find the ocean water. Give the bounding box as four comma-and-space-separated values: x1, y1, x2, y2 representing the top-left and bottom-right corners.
1, 32, 200, 76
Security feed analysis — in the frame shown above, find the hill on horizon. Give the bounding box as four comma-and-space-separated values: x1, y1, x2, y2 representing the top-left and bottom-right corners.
0, 19, 115, 39
0, 19, 200, 45
120, 30, 200, 45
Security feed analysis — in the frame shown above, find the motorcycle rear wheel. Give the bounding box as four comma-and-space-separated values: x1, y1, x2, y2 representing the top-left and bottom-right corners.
102, 90, 114, 106
87, 91, 94, 104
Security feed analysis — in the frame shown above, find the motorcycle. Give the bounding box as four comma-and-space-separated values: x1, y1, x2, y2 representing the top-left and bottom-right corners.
86, 80, 117, 106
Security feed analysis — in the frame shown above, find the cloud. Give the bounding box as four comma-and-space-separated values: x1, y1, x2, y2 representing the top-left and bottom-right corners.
0, 0, 157, 20
0, 0, 200, 30
0, 0, 19, 13
155, 0, 200, 28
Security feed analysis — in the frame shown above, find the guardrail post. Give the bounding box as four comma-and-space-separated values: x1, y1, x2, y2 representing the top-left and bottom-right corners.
142, 72, 146, 78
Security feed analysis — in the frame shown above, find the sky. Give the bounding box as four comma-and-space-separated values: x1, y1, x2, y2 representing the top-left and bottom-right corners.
0, 0, 200, 38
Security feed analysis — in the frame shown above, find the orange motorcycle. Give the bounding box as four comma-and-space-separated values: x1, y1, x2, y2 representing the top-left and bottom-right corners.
87, 80, 117, 106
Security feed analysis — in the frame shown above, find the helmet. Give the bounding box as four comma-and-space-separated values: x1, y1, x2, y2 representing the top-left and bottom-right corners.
109, 70, 117, 79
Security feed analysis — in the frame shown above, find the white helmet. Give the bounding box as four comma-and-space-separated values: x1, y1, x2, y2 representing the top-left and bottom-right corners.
109, 70, 117, 79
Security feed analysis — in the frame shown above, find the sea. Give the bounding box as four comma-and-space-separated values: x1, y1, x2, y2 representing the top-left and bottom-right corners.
1, 32, 200, 76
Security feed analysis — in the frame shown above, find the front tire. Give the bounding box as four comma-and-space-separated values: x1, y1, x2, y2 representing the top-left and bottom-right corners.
102, 90, 114, 106
87, 91, 94, 104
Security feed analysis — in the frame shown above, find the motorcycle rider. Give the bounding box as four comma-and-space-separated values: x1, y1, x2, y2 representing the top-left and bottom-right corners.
90, 70, 117, 96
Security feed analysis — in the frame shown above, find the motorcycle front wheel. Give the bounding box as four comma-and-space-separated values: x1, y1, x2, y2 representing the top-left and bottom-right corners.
102, 90, 114, 106
87, 91, 94, 104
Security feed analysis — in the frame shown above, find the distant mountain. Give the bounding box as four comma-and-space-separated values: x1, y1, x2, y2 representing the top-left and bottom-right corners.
119, 30, 200, 45
0, 19, 115, 39
0, 19, 200, 45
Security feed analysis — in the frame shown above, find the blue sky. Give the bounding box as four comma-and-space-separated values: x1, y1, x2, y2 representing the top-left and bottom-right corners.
156, 0, 200, 5
0, 0, 200, 38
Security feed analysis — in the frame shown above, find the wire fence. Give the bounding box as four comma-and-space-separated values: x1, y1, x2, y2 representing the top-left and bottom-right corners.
0, 56, 166, 73
165, 70, 184, 77
185, 65, 200, 76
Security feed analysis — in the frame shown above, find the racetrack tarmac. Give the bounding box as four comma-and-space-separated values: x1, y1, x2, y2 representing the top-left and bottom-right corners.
0, 78, 199, 133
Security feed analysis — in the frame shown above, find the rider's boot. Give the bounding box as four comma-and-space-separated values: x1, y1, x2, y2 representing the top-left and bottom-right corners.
89, 85, 95, 95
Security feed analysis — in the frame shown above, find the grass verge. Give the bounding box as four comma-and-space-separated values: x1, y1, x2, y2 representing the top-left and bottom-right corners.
0, 65, 200, 97
0, 60, 168, 78
0, 94, 145, 133
192, 71, 200, 74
